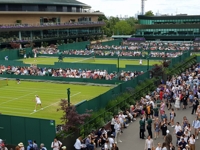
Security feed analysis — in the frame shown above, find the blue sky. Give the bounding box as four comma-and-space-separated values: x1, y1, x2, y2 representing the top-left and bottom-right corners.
80, 0, 200, 17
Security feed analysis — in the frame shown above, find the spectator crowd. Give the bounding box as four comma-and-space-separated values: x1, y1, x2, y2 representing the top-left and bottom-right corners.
73, 63, 200, 150
0, 64, 144, 81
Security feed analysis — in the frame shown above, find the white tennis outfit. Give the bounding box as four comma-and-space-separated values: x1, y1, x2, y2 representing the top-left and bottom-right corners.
36, 97, 41, 104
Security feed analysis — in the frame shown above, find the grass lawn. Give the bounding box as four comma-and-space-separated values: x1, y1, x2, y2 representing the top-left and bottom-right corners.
0, 80, 112, 124
19, 57, 161, 68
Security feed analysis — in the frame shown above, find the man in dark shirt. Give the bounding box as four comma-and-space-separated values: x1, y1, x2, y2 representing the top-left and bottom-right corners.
176, 129, 183, 146
146, 116, 152, 138
178, 138, 187, 150
139, 117, 145, 139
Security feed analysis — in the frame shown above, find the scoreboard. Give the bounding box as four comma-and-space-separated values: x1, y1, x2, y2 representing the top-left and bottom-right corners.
19, 49, 26, 56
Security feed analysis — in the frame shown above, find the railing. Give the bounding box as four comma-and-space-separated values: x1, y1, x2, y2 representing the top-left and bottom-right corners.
0, 22, 105, 29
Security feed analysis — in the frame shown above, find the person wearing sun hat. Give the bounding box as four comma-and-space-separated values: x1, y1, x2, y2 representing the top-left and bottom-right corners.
165, 130, 172, 150
61, 146, 66, 150
15, 142, 24, 150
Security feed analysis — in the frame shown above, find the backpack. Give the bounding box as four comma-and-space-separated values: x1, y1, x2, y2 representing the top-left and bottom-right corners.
29, 145, 35, 150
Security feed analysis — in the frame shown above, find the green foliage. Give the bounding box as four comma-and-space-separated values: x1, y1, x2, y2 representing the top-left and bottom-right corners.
145, 10, 154, 16
100, 16, 138, 37
114, 20, 132, 35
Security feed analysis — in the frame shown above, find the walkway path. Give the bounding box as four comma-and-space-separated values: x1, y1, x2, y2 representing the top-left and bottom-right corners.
112, 106, 200, 149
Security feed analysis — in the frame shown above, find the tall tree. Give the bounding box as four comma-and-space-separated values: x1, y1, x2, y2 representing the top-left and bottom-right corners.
145, 10, 154, 16
114, 20, 132, 35
125, 17, 138, 34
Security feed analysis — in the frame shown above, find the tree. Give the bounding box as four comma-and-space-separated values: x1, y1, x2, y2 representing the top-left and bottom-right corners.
57, 99, 91, 132
125, 17, 138, 34
10, 42, 20, 49
114, 20, 132, 35
98, 15, 108, 21
145, 10, 154, 16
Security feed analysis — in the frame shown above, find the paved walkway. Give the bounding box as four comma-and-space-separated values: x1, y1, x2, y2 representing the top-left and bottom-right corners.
110, 106, 200, 150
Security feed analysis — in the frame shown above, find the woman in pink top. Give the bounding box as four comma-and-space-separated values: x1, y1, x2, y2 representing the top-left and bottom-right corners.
160, 101, 165, 115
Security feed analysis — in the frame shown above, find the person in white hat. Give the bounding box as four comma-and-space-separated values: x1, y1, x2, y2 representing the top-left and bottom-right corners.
165, 130, 172, 150
61, 146, 66, 150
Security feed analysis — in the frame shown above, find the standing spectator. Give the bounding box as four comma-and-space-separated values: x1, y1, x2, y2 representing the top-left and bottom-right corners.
155, 143, 162, 150
144, 135, 154, 150
176, 129, 183, 146
5, 56, 8, 61
178, 138, 187, 150
114, 120, 122, 143
111, 143, 119, 150
61, 146, 66, 150
161, 118, 168, 139
51, 138, 62, 150
33, 141, 38, 150
27, 140, 33, 150
174, 96, 180, 110
154, 118, 161, 140
169, 108, 176, 127
139, 117, 146, 139
169, 142, 175, 150
192, 117, 200, 139
161, 142, 167, 150
165, 130, 172, 150
16, 143, 24, 150
188, 134, 195, 150
74, 137, 82, 150
110, 115, 116, 135
146, 116, 153, 138
40, 143, 47, 150
191, 97, 199, 115
182, 93, 188, 109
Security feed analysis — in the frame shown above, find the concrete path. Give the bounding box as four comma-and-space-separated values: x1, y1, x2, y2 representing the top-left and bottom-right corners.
112, 106, 200, 150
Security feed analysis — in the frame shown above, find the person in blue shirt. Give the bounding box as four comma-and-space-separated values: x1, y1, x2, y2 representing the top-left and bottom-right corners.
5, 56, 8, 60
27, 140, 33, 150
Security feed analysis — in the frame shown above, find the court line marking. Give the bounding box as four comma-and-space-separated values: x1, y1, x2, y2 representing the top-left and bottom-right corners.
1, 89, 71, 95
0, 96, 15, 99
2, 87, 80, 93
0, 91, 37, 105
30, 92, 81, 115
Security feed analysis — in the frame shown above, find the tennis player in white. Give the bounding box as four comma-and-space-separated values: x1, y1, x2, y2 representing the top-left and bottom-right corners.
34, 95, 43, 112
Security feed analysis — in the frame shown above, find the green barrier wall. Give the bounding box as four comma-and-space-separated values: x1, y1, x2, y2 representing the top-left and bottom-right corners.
0, 114, 55, 150
0, 74, 122, 84
38, 54, 169, 60
101, 39, 122, 46
0, 48, 32, 60
75, 71, 150, 114
58, 41, 90, 50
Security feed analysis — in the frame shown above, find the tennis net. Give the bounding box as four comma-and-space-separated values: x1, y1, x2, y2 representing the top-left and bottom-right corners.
71, 56, 95, 63
0, 78, 8, 87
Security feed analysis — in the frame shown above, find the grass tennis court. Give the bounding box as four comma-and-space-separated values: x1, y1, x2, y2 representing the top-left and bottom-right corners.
0, 80, 112, 124
19, 57, 161, 67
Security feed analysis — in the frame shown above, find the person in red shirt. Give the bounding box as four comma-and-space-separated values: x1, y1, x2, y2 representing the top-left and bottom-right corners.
160, 90, 163, 101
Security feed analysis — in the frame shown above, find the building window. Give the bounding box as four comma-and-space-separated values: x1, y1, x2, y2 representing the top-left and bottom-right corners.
72, 7, 76, 12
0, 4, 6, 11
47, 6, 56, 12
63, 6, 67, 12
56, 6, 62, 12
22, 5, 38, 11
8, 4, 22, 11
39, 5, 47, 11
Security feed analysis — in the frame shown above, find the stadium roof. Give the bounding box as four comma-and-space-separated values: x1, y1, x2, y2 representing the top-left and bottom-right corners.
0, 0, 91, 8
138, 15, 200, 20
112, 35, 132, 38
